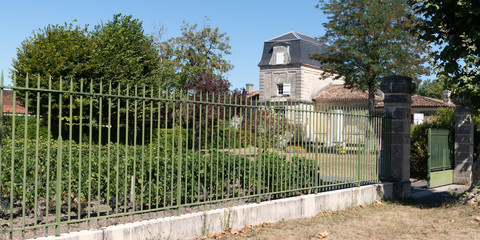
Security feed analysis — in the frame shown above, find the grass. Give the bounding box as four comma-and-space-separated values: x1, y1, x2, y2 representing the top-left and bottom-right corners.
200, 199, 480, 240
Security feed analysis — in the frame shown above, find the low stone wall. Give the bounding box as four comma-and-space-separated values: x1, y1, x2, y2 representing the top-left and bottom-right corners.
32, 183, 393, 240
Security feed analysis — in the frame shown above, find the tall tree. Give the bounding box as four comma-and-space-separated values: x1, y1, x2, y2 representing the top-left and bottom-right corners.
12, 21, 95, 87
416, 78, 446, 100
412, 0, 480, 111
11, 22, 96, 124
93, 14, 162, 90
156, 20, 233, 90
313, 0, 429, 112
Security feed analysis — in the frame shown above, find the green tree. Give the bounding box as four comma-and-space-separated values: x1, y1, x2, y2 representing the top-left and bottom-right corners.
157, 20, 233, 90
92, 14, 162, 90
416, 78, 445, 99
313, 0, 429, 112
12, 22, 95, 83
412, 0, 480, 111
11, 22, 96, 129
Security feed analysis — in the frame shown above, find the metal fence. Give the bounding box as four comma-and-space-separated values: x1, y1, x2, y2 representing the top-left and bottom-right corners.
0, 74, 391, 238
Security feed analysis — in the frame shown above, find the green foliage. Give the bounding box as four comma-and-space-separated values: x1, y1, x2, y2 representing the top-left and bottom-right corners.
0, 137, 319, 211
314, 0, 428, 111
410, 108, 455, 178
11, 22, 95, 82
416, 79, 446, 100
10, 14, 165, 134
1, 116, 49, 141
92, 14, 162, 90
412, 0, 480, 112
157, 20, 233, 89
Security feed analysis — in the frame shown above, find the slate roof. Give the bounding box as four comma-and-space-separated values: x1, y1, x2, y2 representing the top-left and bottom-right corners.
2, 90, 26, 114
258, 31, 329, 68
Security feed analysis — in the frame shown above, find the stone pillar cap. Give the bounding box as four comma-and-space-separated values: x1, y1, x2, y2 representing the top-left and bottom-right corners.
380, 75, 415, 94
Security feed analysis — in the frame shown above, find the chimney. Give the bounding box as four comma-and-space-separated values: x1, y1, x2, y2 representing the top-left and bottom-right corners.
376, 89, 385, 98
443, 90, 451, 104
246, 83, 254, 94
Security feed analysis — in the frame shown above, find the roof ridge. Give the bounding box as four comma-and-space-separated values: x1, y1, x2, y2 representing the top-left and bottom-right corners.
291, 30, 300, 39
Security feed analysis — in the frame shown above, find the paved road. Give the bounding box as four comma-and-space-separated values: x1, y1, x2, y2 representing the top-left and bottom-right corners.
410, 180, 470, 204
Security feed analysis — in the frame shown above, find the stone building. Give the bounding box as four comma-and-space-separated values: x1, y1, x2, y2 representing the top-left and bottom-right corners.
258, 31, 342, 103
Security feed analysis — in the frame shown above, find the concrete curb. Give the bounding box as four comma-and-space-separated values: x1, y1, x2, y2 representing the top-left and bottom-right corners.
31, 183, 393, 240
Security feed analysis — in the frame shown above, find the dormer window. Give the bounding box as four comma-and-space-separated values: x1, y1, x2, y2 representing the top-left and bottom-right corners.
278, 83, 290, 96
269, 45, 291, 65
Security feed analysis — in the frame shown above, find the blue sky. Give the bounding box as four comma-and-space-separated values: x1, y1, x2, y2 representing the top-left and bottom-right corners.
0, 0, 327, 90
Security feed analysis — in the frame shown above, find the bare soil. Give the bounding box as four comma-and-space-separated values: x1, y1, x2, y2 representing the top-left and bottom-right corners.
201, 199, 480, 240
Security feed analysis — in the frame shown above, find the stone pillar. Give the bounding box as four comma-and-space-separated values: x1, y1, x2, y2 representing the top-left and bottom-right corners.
380, 75, 415, 199
454, 107, 473, 185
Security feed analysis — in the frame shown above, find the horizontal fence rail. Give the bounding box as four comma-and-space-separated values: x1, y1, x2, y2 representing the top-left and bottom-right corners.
0, 74, 391, 238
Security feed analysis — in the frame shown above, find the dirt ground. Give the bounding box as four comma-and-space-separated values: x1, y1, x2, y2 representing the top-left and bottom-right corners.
200, 199, 480, 240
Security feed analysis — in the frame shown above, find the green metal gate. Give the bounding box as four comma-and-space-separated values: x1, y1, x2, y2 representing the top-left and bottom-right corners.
427, 128, 453, 188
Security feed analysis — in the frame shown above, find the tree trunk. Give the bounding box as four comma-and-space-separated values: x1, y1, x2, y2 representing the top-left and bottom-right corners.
368, 86, 376, 114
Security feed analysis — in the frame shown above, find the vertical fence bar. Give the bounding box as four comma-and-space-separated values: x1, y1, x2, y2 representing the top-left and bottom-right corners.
187, 92, 194, 204
9, 74, 16, 238
156, 88, 162, 214
176, 94, 183, 215
148, 87, 154, 215
87, 80, 93, 224
67, 78, 73, 229
183, 92, 189, 206
97, 82, 103, 221
140, 86, 146, 215
55, 77, 63, 236
114, 82, 121, 217
22, 75, 29, 237
106, 82, 112, 219
124, 85, 130, 215
45, 76, 52, 234
78, 79, 84, 221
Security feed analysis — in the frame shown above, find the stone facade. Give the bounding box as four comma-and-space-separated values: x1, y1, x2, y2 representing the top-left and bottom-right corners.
380, 75, 416, 199
259, 65, 337, 103
454, 107, 474, 185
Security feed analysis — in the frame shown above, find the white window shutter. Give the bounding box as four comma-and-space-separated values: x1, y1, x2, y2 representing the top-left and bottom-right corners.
283, 84, 291, 95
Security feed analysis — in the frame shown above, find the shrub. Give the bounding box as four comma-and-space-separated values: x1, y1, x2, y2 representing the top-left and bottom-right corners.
410, 108, 455, 179
0, 138, 320, 212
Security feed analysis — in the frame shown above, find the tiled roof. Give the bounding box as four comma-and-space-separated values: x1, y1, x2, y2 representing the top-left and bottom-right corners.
2, 90, 26, 114
375, 95, 455, 108
246, 91, 259, 98
314, 85, 455, 108
313, 85, 383, 101
412, 95, 455, 107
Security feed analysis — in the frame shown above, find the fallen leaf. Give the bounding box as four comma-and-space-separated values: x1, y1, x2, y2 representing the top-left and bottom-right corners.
449, 219, 455, 223
431, 224, 437, 229
359, 204, 366, 209
433, 220, 439, 223
474, 216, 480, 222
230, 229, 239, 235
208, 233, 214, 238
317, 230, 329, 239
262, 222, 272, 227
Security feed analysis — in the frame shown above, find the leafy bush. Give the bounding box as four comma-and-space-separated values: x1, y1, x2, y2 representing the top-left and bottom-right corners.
0, 137, 319, 212
410, 108, 455, 179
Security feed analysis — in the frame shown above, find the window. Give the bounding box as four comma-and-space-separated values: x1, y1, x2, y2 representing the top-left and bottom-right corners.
276, 52, 284, 64
269, 45, 291, 65
277, 83, 291, 96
